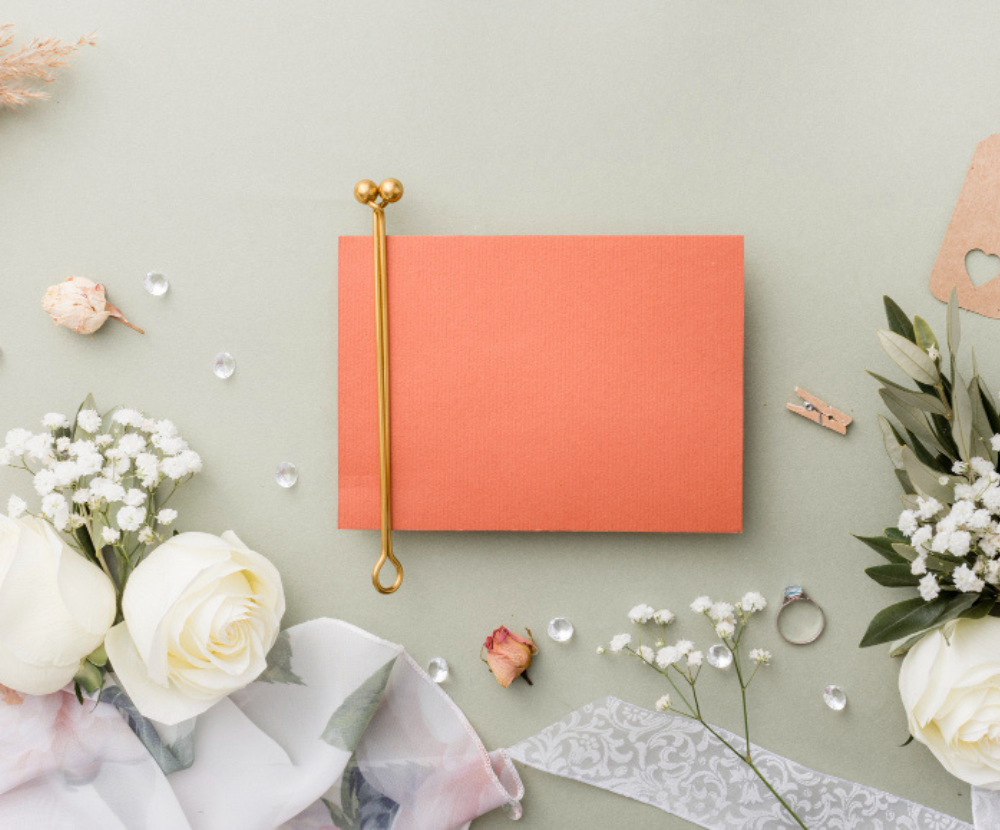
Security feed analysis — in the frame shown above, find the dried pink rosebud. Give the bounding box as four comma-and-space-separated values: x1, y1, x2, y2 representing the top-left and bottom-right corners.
41, 276, 143, 335
482, 626, 537, 688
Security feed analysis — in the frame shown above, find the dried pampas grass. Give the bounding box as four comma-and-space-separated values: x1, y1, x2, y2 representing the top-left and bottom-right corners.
0, 24, 96, 110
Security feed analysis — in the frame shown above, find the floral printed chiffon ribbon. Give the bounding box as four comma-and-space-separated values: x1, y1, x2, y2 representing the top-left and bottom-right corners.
508, 696, 999, 829
0, 619, 523, 829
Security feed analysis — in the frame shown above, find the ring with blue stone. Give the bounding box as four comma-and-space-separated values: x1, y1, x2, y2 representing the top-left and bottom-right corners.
776, 585, 826, 645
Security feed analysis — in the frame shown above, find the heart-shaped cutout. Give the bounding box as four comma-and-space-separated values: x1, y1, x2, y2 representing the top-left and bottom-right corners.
965, 248, 1000, 286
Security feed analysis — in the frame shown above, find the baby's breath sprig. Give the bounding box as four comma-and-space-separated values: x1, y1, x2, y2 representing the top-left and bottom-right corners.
600, 592, 806, 830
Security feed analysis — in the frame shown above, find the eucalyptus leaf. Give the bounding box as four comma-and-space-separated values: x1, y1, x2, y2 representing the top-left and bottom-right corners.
906, 430, 950, 474
860, 593, 979, 648
947, 287, 961, 356
878, 415, 905, 470
877, 329, 940, 386
878, 383, 949, 416
901, 446, 953, 503
891, 543, 917, 562
951, 371, 974, 463
913, 316, 939, 352
865, 564, 919, 587
884, 296, 916, 342
900, 493, 921, 511
880, 390, 944, 454
895, 468, 915, 495
853, 534, 908, 564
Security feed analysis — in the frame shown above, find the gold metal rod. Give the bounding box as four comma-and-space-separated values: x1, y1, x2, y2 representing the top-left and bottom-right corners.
355, 178, 404, 594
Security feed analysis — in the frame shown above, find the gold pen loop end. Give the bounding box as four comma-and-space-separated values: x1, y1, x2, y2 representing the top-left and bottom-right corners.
372, 545, 403, 594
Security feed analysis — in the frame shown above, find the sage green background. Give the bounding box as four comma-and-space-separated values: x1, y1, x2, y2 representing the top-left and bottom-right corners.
2, 2, 999, 826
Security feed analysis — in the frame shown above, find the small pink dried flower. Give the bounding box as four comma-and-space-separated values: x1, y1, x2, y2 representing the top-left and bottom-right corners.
0, 24, 96, 110
482, 626, 537, 688
42, 277, 143, 335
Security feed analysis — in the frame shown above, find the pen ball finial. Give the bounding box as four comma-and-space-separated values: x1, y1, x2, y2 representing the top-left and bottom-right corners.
378, 178, 404, 203
354, 180, 379, 204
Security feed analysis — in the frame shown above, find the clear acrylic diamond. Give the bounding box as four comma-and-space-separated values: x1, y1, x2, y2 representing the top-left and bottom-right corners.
427, 657, 449, 683
144, 271, 169, 296
275, 462, 298, 488
823, 684, 847, 711
547, 617, 574, 642
213, 352, 236, 379
707, 643, 732, 669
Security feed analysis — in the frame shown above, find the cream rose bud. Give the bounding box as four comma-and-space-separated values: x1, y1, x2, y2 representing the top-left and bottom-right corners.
105, 531, 285, 725
0, 514, 116, 695
900, 616, 1000, 789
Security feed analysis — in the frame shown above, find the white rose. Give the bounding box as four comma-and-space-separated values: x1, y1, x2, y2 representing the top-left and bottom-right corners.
900, 616, 1000, 788
105, 531, 285, 725
0, 514, 116, 694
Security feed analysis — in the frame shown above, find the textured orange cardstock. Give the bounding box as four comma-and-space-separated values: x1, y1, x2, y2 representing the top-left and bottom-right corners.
338, 235, 744, 532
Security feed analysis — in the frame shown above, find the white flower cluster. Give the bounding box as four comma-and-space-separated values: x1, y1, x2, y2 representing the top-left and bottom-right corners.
691, 591, 767, 638
1, 408, 200, 549
897, 455, 1000, 602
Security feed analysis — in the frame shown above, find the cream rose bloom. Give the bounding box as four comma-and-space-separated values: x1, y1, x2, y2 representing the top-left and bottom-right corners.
900, 616, 1000, 788
0, 514, 116, 695
105, 531, 285, 725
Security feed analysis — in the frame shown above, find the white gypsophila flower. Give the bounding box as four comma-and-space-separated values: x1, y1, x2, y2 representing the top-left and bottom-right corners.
740, 591, 767, 613
911, 555, 928, 576
55, 437, 71, 453
716, 620, 736, 638
5, 428, 33, 456
24, 433, 54, 464
51, 461, 79, 487
116, 506, 145, 532
690, 596, 711, 613
951, 501, 975, 525
103, 457, 131, 478
596, 646, 606, 654
927, 345, 940, 361
931, 532, 950, 554
123, 488, 146, 508
917, 496, 941, 521
687, 650, 703, 668
653, 608, 675, 625
953, 564, 986, 593
102, 527, 121, 544
69, 439, 96, 458
984, 487, 1000, 513
654, 694, 672, 713
939, 475, 950, 486
608, 633, 631, 652
69, 514, 86, 529
6, 495, 26, 519
118, 433, 147, 457
41, 413, 69, 430
708, 601, 735, 623
76, 409, 102, 433
157, 435, 188, 456
955, 483, 977, 502
41, 493, 68, 527
912, 526, 933, 549
138, 526, 154, 544
987, 561, 1000, 586
140, 418, 156, 433
95, 434, 113, 447
992, 434, 1000, 452
949, 531, 972, 557
675, 639, 694, 655
898, 510, 919, 537
33, 469, 56, 496
628, 603, 654, 624
72, 489, 90, 504
970, 509, 993, 532
154, 419, 178, 438
919, 573, 941, 601
113, 408, 143, 427
637, 645, 655, 663
89, 477, 124, 504
178, 450, 202, 474
749, 648, 771, 665
954, 461, 970, 475
971, 457, 995, 478
159, 456, 189, 480
76, 452, 103, 477
655, 646, 680, 668
156, 508, 178, 526
0, 449, 12, 467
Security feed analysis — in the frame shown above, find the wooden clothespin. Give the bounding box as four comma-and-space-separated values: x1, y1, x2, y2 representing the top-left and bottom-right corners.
786, 387, 852, 436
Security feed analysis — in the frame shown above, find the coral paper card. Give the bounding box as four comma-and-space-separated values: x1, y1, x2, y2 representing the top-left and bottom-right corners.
338, 235, 743, 533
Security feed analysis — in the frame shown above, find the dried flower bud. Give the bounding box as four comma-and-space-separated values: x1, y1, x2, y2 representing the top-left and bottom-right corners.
482, 626, 537, 688
42, 277, 143, 335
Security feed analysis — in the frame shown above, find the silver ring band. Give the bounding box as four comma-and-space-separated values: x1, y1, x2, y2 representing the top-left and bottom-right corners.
776, 587, 826, 645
